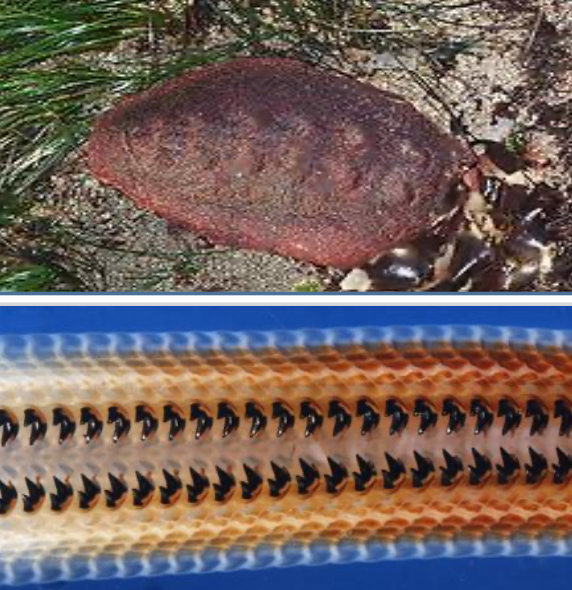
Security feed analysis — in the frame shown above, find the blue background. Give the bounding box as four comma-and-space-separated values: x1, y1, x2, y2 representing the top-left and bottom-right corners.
1, 305, 572, 590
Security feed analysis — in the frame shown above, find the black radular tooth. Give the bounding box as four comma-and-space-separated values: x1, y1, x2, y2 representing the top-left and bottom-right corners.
79, 474, 101, 510
497, 447, 520, 485
22, 477, 45, 513
50, 476, 73, 511
217, 402, 240, 438
24, 408, 47, 446
0, 480, 17, 515
297, 458, 320, 496
468, 448, 492, 485
214, 466, 235, 502
300, 401, 323, 437
442, 399, 466, 435
525, 447, 548, 484
325, 457, 348, 495
0, 409, 19, 447
187, 468, 210, 503
135, 404, 158, 442
382, 452, 406, 489
411, 451, 435, 488
440, 449, 463, 486
241, 464, 263, 501
356, 398, 380, 435
268, 462, 291, 499
385, 399, 408, 435
328, 400, 352, 436
525, 400, 549, 436
470, 399, 493, 435
245, 402, 267, 438
554, 399, 572, 437
52, 407, 76, 444
272, 401, 295, 437
80, 406, 103, 444
132, 471, 155, 507
553, 447, 572, 484
108, 406, 130, 443
105, 473, 128, 508
163, 404, 186, 441
190, 403, 213, 440
414, 400, 438, 435
160, 469, 182, 506
498, 399, 522, 435
354, 454, 377, 492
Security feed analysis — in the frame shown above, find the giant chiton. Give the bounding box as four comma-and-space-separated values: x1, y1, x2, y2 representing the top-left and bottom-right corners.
87, 57, 474, 269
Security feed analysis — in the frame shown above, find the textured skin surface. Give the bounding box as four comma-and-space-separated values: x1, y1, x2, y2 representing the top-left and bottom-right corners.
2, 326, 572, 584
87, 58, 474, 268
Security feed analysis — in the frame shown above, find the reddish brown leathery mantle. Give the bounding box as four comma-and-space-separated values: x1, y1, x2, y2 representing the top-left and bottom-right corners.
87, 58, 474, 269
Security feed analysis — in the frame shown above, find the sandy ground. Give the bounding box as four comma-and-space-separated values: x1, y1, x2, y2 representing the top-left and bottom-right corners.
31, 0, 572, 291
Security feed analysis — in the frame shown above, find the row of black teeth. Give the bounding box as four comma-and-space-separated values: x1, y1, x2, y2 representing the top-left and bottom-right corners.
1, 443, 571, 516
0, 396, 570, 447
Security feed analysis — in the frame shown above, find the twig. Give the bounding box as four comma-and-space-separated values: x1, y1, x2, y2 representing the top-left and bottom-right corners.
521, 7, 544, 65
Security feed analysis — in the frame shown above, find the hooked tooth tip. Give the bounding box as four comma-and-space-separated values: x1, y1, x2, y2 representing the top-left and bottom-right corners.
52, 407, 76, 445
268, 462, 290, 499
217, 402, 240, 438
525, 447, 548, 485
525, 399, 549, 436
553, 447, 572, 484
413, 399, 438, 435
497, 398, 522, 436
411, 451, 434, 488
328, 400, 352, 437
132, 471, 155, 507
272, 401, 295, 438
79, 474, 101, 510
23, 477, 45, 513
80, 406, 103, 444
187, 467, 210, 504
135, 404, 158, 442
163, 404, 186, 441
325, 456, 348, 495
300, 401, 323, 438
159, 469, 182, 506
385, 399, 408, 435
470, 398, 494, 435
213, 465, 236, 503
296, 458, 319, 496
107, 405, 131, 443
382, 452, 406, 490
50, 476, 73, 512
0, 480, 17, 515
190, 402, 213, 440
353, 454, 377, 493
245, 402, 267, 438
555, 399, 572, 437
468, 448, 492, 486
440, 449, 463, 487
442, 399, 466, 435
0, 409, 20, 447
24, 408, 47, 446
240, 463, 263, 501
105, 473, 128, 509
356, 398, 380, 436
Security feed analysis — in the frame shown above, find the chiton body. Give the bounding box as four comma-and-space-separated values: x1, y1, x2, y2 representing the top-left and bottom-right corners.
1, 326, 572, 585
87, 58, 473, 269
